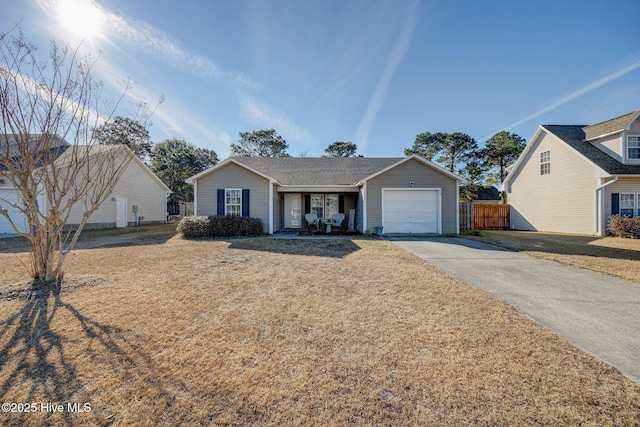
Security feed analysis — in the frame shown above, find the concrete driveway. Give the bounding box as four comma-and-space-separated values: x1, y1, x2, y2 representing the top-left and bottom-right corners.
390, 236, 640, 383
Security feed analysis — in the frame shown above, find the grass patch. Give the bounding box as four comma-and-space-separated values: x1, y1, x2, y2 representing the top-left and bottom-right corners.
0, 230, 639, 425
461, 230, 640, 284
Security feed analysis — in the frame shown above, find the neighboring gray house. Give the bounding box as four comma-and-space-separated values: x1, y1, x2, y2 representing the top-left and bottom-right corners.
186, 154, 465, 235
501, 110, 640, 235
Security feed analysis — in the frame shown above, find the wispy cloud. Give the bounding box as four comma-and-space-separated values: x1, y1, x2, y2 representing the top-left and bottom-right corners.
481, 54, 640, 141
239, 94, 314, 147
34, 0, 259, 90
355, 0, 418, 152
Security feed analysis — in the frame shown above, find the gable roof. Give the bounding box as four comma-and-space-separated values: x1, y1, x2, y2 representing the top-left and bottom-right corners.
583, 110, 640, 140
54, 144, 171, 193
544, 125, 640, 175
187, 155, 465, 186
234, 157, 401, 185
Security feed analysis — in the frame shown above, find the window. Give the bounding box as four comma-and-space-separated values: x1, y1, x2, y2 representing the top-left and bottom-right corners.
628, 136, 640, 160
540, 151, 550, 175
620, 193, 635, 217
225, 189, 241, 216
325, 194, 339, 218
309, 194, 340, 219
311, 195, 324, 218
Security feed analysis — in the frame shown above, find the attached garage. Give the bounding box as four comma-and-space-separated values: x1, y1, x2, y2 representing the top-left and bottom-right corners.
382, 188, 441, 234
0, 188, 28, 235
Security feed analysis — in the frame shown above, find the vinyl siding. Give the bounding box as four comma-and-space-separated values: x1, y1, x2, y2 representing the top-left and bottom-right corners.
604, 178, 640, 219
356, 188, 364, 232
196, 162, 270, 232
630, 116, 640, 133
365, 159, 458, 234
590, 134, 622, 162
272, 183, 281, 232
507, 130, 597, 234
65, 151, 168, 227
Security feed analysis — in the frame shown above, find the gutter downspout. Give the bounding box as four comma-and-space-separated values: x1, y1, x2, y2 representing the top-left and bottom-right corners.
595, 176, 618, 236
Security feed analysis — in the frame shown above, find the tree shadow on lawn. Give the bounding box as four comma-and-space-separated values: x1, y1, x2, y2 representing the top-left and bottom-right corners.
0, 225, 177, 254
226, 237, 362, 258
0, 284, 185, 426
468, 231, 640, 262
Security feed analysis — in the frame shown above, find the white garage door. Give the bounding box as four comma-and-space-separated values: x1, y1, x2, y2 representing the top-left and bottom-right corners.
382, 189, 440, 234
0, 189, 28, 235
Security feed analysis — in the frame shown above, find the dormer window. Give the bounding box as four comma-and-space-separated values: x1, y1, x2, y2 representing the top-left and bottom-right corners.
628, 136, 640, 160
540, 150, 550, 175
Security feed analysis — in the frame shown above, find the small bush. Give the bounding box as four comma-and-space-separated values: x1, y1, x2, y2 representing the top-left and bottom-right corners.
607, 214, 640, 238
176, 216, 211, 238
177, 215, 264, 238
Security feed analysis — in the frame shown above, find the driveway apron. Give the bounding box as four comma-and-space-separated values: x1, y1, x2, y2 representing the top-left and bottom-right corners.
390, 236, 640, 383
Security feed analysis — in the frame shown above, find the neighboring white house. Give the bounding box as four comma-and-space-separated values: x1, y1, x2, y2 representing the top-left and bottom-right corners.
0, 135, 171, 235
501, 110, 640, 235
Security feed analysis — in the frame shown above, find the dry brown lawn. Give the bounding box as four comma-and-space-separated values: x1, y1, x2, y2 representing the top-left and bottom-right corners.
462, 230, 640, 284
0, 226, 639, 426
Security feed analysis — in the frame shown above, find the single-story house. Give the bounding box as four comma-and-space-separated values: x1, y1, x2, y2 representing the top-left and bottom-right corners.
186, 154, 465, 235
501, 110, 640, 235
1, 135, 171, 235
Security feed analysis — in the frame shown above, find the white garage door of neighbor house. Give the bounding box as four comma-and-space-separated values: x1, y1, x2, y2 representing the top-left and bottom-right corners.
382, 189, 440, 234
0, 189, 28, 235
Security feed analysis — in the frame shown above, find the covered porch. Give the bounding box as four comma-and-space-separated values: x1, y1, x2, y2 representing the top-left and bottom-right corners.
280, 190, 358, 232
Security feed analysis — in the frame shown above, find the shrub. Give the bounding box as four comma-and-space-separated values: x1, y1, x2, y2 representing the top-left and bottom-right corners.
607, 214, 640, 238
177, 215, 264, 238
176, 216, 211, 238
208, 215, 264, 237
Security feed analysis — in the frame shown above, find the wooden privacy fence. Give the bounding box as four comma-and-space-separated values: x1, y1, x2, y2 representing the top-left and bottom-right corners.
460, 203, 510, 231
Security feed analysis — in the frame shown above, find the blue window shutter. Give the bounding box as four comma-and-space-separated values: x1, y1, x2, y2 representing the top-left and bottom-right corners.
612, 193, 619, 215
242, 189, 250, 217
217, 189, 225, 215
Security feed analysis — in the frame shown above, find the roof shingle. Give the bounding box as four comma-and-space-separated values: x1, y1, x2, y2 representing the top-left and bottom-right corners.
543, 125, 640, 175
582, 111, 640, 140
232, 157, 403, 185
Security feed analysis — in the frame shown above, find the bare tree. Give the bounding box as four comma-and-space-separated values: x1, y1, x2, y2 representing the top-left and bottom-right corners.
0, 29, 150, 286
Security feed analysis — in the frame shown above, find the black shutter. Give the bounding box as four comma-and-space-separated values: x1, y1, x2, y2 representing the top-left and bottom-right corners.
339, 195, 345, 213
612, 193, 619, 215
242, 189, 250, 217
305, 195, 311, 214
217, 189, 225, 215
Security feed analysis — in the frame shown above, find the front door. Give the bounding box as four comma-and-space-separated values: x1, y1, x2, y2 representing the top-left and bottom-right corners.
284, 194, 301, 228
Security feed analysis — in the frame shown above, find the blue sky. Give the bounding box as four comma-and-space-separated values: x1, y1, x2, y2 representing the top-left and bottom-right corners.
2, 0, 640, 159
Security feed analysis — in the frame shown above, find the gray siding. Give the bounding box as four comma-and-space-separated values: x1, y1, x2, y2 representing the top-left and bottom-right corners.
630, 116, 640, 133
365, 159, 458, 234
356, 189, 364, 232
196, 162, 271, 233
272, 183, 281, 232
507, 130, 597, 234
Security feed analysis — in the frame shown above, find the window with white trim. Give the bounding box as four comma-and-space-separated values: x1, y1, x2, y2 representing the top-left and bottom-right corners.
628, 136, 640, 160
540, 150, 550, 175
325, 194, 339, 218
620, 193, 635, 217
225, 189, 241, 216
311, 195, 324, 218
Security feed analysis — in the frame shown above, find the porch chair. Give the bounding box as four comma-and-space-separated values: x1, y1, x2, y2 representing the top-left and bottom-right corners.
305, 213, 319, 231
326, 213, 345, 232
